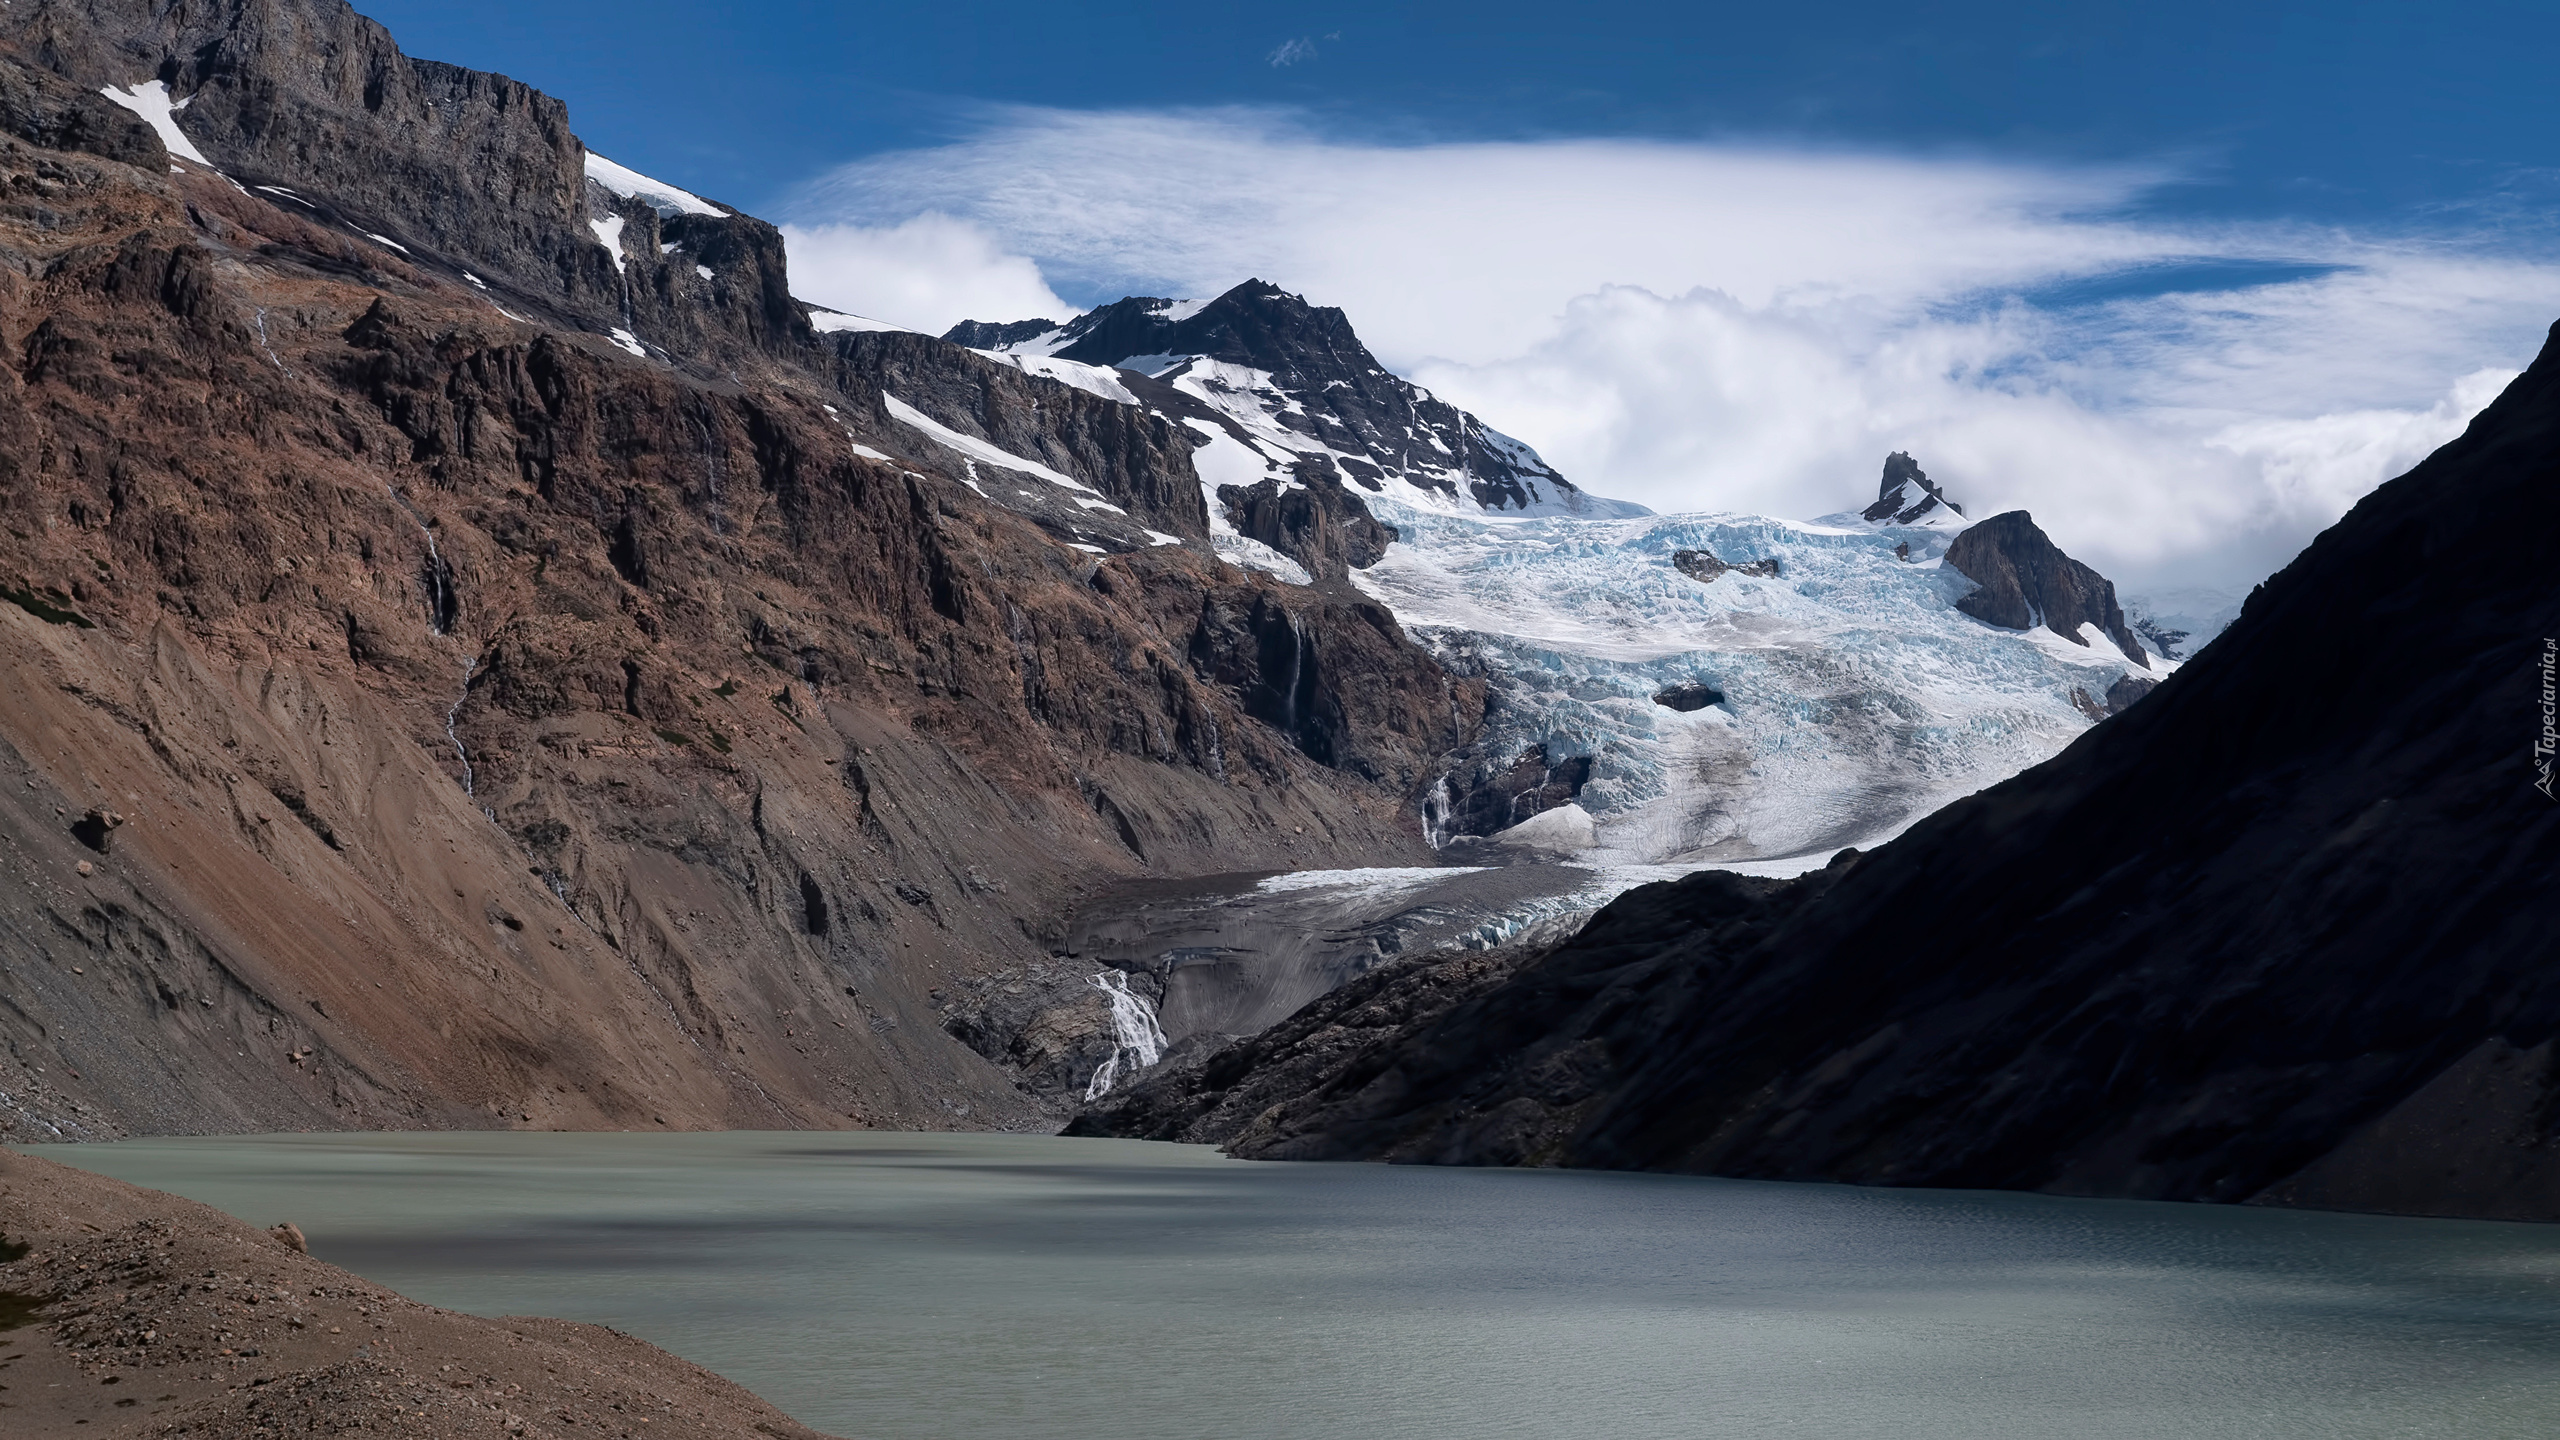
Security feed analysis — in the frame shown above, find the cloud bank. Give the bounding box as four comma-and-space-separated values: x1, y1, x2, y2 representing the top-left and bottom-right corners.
779, 108, 2560, 591
780, 212, 1071, 333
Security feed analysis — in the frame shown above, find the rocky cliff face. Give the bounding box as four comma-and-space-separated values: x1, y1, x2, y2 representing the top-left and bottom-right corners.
0, 6, 1483, 1141
1075, 322, 2560, 1222
1945, 511, 2149, 667
1215, 456, 1398, 584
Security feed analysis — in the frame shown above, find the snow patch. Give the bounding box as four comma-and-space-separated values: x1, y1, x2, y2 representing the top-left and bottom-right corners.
583, 152, 724, 217
1491, 802, 1597, 850
588, 215, 626, 273
970, 349, 1138, 405
808, 309, 910, 334
882, 392, 1098, 492
607, 328, 645, 357
98, 81, 210, 166
361, 231, 410, 254
1255, 866, 1488, 898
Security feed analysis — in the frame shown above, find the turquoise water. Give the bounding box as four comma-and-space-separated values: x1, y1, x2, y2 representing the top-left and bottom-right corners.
39, 1131, 2560, 1439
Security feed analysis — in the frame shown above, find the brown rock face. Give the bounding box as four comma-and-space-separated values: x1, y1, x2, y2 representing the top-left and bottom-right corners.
0, 11, 1482, 1140
1216, 455, 1398, 583
1943, 510, 2148, 667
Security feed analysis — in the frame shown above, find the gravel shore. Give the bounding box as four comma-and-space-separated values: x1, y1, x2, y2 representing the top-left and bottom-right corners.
0, 1148, 840, 1438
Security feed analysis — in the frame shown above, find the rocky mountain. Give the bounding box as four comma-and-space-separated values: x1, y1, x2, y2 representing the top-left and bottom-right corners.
0, 0, 1488, 1141
1859, 451, 1966, 527
1944, 511, 2150, 668
1073, 325, 2560, 1222
947, 283, 1648, 521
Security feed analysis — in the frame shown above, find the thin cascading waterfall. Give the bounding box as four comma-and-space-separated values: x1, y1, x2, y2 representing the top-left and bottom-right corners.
377, 478, 483, 798
1085, 969, 1171, 1101
445, 655, 479, 797
252, 307, 290, 373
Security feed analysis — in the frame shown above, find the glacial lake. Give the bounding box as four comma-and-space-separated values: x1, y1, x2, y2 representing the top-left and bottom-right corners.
42, 1131, 2560, 1439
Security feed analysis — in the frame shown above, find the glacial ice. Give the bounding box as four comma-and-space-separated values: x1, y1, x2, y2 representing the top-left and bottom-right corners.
1357, 497, 2158, 866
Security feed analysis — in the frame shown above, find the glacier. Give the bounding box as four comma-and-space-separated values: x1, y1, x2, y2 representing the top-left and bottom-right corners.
1353, 496, 2164, 866
936, 283, 2156, 871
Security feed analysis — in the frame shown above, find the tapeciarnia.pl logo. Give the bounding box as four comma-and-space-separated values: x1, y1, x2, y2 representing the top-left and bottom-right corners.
2539, 637, 2557, 801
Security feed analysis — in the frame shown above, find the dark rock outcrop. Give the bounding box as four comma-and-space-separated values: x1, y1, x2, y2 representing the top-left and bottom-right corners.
1075, 320, 2560, 1222
2104, 673, 2158, 712
1652, 681, 1724, 712
1673, 548, 1780, 583
0, 53, 162, 166
943, 317, 1060, 349
1945, 511, 2148, 667
1217, 455, 1398, 583
0, 0, 817, 368
1862, 451, 1963, 525
1423, 742, 1594, 842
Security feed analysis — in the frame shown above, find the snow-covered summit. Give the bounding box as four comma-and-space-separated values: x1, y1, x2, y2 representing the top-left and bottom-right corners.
947, 281, 1651, 524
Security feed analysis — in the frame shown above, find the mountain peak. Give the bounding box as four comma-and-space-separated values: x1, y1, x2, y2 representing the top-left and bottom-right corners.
1861, 451, 1966, 527
947, 281, 1647, 520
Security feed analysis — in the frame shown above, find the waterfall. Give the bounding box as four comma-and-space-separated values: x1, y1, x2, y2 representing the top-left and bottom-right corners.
253, 307, 290, 373
445, 655, 479, 796
1084, 970, 1170, 1102
377, 478, 481, 798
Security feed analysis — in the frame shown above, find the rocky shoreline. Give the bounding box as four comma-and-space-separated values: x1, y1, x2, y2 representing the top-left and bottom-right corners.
0, 1147, 835, 1438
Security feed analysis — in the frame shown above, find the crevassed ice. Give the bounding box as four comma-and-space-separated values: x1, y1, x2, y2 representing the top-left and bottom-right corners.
1359, 497, 2161, 867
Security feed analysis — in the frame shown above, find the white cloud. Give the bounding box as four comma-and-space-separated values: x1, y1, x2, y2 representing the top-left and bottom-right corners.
780, 212, 1073, 335
781, 108, 2560, 590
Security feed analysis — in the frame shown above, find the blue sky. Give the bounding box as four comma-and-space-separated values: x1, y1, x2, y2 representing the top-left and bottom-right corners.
370, 0, 2558, 235
362, 1, 2560, 590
